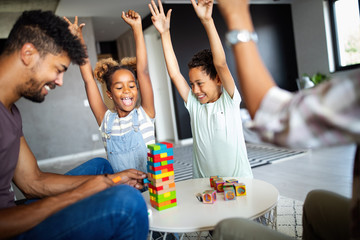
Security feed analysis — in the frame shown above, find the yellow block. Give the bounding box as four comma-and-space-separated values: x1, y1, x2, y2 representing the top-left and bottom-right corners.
152, 171, 174, 180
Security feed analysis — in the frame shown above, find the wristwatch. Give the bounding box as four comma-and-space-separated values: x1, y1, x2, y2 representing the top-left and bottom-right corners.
225, 30, 258, 46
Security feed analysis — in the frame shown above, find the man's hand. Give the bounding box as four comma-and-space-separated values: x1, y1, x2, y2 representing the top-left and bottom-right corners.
109, 169, 147, 189
149, 0, 172, 35
71, 175, 114, 199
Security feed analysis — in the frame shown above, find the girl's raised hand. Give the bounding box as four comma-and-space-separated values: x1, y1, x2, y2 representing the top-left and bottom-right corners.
191, 0, 213, 22
148, 0, 172, 34
63, 16, 85, 40
121, 10, 142, 28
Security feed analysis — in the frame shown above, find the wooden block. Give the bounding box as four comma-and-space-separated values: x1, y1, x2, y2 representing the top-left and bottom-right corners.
150, 147, 174, 156
148, 175, 175, 186
148, 182, 176, 191
210, 176, 219, 187
202, 190, 217, 204
159, 142, 173, 148
147, 153, 174, 163
224, 186, 236, 201
215, 180, 225, 192
226, 179, 239, 184
234, 183, 246, 196
149, 171, 174, 180
149, 186, 176, 195
149, 190, 177, 202
150, 200, 177, 211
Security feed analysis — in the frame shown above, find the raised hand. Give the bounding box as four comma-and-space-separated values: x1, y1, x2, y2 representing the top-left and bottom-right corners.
190, 0, 213, 22
63, 16, 85, 40
148, 0, 172, 34
121, 10, 142, 29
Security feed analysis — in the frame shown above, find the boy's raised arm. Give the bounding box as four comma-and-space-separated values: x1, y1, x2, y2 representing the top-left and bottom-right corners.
64, 17, 108, 126
122, 10, 155, 118
191, 0, 235, 97
216, 0, 276, 118
149, 0, 191, 103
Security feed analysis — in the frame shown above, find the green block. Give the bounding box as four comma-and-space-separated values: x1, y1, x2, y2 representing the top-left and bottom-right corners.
155, 202, 177, 211
147, 144, 161, 151
150, 191, 177, 202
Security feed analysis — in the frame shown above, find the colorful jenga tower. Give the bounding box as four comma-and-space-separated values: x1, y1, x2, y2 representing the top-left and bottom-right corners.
147, 142, 177, 211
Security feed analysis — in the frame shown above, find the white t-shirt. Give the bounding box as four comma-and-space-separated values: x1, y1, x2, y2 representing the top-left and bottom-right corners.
185, 87, 253, 178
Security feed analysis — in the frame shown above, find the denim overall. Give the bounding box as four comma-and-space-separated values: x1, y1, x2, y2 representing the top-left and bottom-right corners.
105, 109, 148, 173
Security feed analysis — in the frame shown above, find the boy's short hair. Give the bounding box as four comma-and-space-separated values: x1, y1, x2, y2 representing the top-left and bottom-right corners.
188, 49, 217, 80
3, 10, 87, 65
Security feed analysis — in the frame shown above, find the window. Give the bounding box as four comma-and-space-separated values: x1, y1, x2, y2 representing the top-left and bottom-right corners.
329, 0, 360, 71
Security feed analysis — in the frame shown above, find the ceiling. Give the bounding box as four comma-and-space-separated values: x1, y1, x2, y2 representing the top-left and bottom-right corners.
56, 0, 153, 42
0, 0, 294, 42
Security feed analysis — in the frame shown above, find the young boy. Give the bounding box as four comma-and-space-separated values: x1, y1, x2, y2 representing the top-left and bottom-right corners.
149, 0, 253, 178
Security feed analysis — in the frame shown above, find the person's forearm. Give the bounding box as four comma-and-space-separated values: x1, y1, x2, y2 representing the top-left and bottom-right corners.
221, 3, 275, 118
23, 172, 94, 199
132, 24, 149, 75
160, 30, 182, 80
0, 184, 93, 238
1, 174, 113, 238
202, 18, 227, 69
160, 30, 190, 101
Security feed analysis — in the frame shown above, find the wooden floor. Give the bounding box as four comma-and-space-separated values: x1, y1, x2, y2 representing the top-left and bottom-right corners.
252, 143, 356, 202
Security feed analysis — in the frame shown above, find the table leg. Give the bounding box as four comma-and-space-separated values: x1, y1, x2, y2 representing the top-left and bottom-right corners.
254, 205, 277, 229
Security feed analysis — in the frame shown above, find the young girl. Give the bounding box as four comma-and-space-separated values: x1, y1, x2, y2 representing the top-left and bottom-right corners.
66, 10, 155, 173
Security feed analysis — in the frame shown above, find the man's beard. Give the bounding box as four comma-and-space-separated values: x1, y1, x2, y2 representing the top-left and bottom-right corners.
23, 90, 45, 103
22, 78, 55, 103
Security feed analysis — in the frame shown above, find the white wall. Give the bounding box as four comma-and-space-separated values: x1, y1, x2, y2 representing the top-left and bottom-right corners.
291, 0, 360, 78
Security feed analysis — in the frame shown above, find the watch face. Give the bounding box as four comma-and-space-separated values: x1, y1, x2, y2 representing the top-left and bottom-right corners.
237, 31, 250, 42
226, 30, 257, 45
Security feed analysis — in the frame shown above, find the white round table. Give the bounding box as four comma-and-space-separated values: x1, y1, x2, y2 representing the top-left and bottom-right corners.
142, 178, 279, 234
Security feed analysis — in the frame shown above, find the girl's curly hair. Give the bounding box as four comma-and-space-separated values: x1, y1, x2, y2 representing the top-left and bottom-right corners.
120, 57, 137, 79
94, 58, 135, 92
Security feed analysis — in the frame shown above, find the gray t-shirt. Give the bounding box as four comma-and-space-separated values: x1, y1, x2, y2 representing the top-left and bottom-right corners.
0, 103, 23, 209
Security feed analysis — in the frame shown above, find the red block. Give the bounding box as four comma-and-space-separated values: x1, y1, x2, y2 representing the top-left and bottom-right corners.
147, 153, 174, 162
159, 142, 173, 148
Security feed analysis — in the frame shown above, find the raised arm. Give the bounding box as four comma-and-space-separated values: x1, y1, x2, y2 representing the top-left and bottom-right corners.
191, 0, 235, 97
149, 0, 190, 102
216, 0, 275, 118
121, 10, 155, 118
64, 16, 108, 126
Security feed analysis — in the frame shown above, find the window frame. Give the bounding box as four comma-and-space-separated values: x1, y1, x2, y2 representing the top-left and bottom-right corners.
328, 0, 360, 71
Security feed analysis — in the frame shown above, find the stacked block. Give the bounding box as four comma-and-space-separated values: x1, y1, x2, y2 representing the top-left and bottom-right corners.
147, 142, 177, 211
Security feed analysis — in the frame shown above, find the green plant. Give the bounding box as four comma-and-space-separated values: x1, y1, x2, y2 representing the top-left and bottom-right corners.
302, 72, 330, 85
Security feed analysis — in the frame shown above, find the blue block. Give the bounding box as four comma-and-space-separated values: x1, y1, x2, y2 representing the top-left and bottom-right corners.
150, 148, 174, 156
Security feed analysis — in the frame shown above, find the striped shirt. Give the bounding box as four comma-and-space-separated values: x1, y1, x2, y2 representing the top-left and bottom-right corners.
100, 106, 155, 152
250, 75, 360, 238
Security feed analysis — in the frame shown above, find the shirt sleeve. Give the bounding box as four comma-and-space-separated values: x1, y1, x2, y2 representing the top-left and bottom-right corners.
250, 76, 360, 148
222, 86, 241, 106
